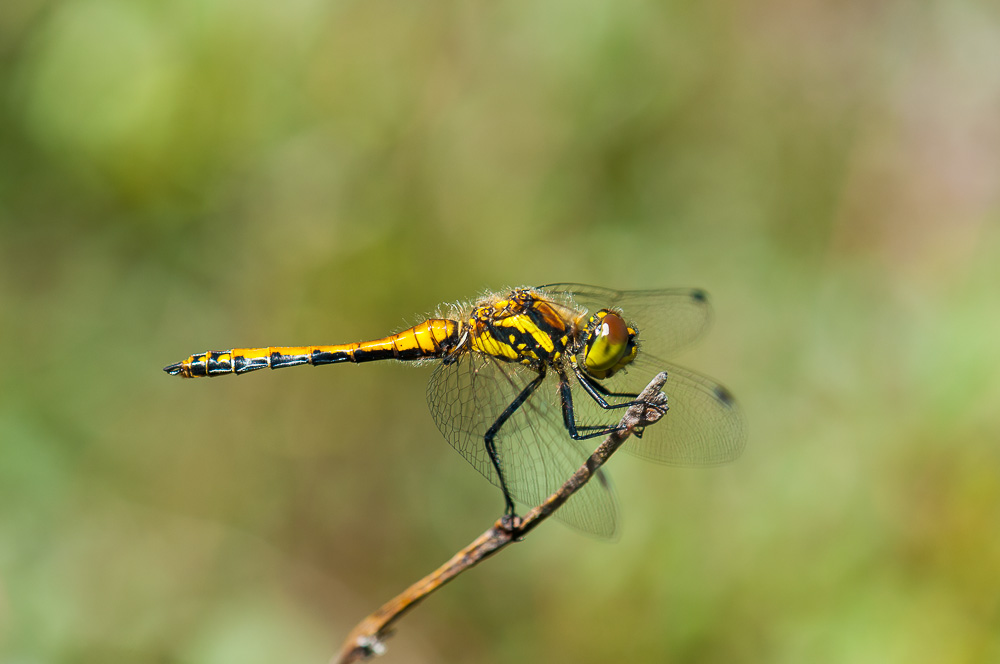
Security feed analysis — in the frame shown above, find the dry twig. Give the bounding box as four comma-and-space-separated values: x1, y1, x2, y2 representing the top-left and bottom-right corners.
334, 371, 670, 663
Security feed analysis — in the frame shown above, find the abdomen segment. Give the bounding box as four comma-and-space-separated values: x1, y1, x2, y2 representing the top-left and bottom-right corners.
164, 319, 460, 378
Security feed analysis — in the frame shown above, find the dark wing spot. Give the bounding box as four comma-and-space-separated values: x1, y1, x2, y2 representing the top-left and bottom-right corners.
691, 289, 709, 303
714, 385, 736, 407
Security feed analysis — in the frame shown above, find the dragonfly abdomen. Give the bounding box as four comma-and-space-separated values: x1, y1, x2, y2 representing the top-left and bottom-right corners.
164, 319, 461, 378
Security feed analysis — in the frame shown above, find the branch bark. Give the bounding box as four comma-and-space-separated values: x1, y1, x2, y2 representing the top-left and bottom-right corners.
334, 371, 669, 664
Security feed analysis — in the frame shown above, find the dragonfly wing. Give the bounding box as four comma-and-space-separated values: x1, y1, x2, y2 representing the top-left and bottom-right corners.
537, 283, 714, 358
426, 352, 621, 538
591, 353, 747, 465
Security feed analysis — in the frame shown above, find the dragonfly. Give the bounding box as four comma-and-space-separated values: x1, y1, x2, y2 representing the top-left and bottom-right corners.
164, 284, 746, 538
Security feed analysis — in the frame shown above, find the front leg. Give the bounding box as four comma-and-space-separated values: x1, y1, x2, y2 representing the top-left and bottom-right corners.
571, 360, 667, 418
557, 368, 622, 441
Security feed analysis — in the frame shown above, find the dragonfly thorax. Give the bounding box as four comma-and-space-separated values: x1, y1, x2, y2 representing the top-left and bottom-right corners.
466, 288, 576, 368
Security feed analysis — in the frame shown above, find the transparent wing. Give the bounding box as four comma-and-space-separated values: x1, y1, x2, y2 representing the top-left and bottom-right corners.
426, 351, 621, 538
570, 352, 747, 465
537, 283, 713, 358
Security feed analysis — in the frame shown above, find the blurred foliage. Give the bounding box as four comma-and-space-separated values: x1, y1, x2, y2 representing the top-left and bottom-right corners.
2, 0, 999, 662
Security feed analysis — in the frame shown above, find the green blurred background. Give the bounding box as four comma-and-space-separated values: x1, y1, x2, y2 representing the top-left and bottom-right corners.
2, 0, 999, 662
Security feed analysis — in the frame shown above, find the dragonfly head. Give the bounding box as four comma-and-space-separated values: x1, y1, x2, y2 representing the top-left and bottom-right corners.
582, 310, 638, 379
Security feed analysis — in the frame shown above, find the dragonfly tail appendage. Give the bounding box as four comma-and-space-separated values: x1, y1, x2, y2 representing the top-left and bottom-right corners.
164, 318, 461, 378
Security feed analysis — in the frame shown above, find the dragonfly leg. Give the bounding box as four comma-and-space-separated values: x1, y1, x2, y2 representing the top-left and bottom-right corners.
572, 363, 667, 416
558, 369, 624, 441
483, 370, 546, 517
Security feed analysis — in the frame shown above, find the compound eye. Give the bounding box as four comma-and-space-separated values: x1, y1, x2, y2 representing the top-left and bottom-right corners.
584, 312, 629, 374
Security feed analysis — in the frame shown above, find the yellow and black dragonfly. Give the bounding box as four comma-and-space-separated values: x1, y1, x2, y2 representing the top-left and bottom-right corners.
165, 284, 746, 538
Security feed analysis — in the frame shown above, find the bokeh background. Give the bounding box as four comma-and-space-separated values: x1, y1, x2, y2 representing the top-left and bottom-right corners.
2, 0, 999, 662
